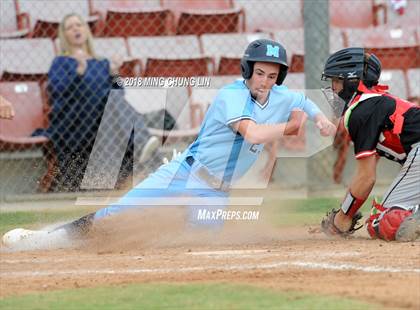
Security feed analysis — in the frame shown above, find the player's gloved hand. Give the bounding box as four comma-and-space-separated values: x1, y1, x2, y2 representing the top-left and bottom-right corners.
321, 209, 363, 237
162, 149, 182, 164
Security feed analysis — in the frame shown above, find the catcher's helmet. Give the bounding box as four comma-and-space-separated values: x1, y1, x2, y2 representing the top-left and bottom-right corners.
241, 39, 288, 85
321, 47, 381, 104
322, 47, 381, 86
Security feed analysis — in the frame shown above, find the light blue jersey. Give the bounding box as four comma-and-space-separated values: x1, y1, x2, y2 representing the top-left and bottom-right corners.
189, 79, 321, 182
94, 79, 321, 224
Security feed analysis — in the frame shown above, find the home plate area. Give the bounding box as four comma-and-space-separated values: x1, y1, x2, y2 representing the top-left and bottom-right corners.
1, 238, 419, 309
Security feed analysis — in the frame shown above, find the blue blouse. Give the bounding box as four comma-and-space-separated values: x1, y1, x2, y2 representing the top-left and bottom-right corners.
37, 56, 114, 154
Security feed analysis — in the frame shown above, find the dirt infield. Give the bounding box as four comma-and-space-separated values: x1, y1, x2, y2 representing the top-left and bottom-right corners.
1, 220, 419, 309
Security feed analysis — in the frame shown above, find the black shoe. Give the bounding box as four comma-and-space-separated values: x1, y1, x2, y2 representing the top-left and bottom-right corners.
55, 213, 95, 238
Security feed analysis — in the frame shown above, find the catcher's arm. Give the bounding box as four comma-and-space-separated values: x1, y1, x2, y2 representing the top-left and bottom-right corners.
322, 155, 378, 236
347, 155, 378, 200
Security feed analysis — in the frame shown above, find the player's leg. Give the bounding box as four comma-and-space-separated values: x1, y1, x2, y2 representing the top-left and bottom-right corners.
366, 144, 420, 241
183, 161, 229, 229
58, 159, 188, 236
94, 162, 186, 218
59, 157, 228, 236
381, 144, 420, 209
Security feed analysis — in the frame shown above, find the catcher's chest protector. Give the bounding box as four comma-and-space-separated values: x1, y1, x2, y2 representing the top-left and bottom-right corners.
344, 83, 419, 162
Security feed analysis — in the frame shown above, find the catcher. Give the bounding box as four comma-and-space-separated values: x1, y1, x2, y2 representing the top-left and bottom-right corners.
320, 47, 420, 241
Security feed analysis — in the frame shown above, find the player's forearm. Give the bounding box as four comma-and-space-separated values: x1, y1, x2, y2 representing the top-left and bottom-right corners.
349, 171, 376, 199
241, 123, 284, 144
335, 156, 377, 221
243, 121, 298, 144
349, 157, 377, 199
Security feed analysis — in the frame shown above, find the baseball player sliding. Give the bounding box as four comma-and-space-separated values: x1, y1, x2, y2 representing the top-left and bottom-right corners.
320, 48, 420, 241
3, 39, 335, 247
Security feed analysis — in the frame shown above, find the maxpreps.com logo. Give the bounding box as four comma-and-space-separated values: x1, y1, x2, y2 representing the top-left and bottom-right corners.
266, 44, 279, 57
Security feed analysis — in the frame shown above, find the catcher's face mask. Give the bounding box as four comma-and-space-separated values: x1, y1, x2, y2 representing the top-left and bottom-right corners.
321, 78, 347, 119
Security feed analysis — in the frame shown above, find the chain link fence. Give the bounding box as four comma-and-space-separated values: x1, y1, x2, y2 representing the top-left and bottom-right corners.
0, 0, 419, 199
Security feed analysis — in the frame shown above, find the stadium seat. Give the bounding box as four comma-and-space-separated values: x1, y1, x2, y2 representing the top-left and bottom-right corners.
175, 8, 244, 35
91, 37, 138, 77
128, 35, 213, 76
0, 0, 29, 38
128, 35, 202, 60
407, 68, 420, 101
0, 81, 48, 150
0, 38, 56, 83
124, 86, 200, 144
344, 26, 419, 69
90, 0, 161, 16
283, 72, 305, 90
0, 81, 57, 192
190, 75, 241, 124
143, 58, 210, 77
28, 17, 99, 39
161, 0, 233, 11
379, 70, 408, 99
330, 0, 387, 28
161, 0, 236, 34
272, 27, 344, 72
18, 0, 99, 38
101, 9, 174, 37
235, 0, 303, 32
273, 28, 304, 72
215, 57, 242, 76
381, 0, 419, 28
201, 33, 270, 75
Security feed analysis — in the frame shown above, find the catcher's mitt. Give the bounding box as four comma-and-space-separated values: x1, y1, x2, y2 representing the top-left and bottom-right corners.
321, 209, 363, 237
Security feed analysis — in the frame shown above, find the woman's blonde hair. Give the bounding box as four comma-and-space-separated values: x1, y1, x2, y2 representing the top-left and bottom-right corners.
58, 13, 96, 57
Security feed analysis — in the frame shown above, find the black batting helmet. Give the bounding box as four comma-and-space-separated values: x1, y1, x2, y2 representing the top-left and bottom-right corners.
241, 39, 289, 85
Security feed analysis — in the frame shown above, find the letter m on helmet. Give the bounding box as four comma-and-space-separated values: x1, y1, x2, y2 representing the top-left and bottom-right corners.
266, 44, 279, 58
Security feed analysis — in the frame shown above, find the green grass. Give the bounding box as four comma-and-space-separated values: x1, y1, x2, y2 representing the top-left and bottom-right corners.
264, 197, 340, 227
0, 200, 379, 309
0, 198, 341, 234
288, 198, 340, 213
0, 283, 375, 310
0, 208, 96, 235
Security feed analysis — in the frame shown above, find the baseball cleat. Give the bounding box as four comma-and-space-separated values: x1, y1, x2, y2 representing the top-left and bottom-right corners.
55, 213, 95, 237
2, 228, 49, 247
1, 227, 73, 250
